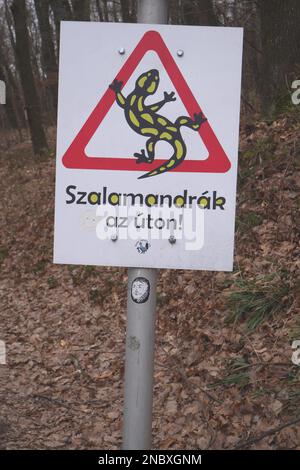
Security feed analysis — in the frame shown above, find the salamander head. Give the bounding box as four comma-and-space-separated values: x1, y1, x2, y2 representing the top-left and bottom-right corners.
135, 69, 159, 95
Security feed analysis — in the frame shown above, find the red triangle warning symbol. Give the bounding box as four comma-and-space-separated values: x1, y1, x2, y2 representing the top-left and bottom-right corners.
62, 30, 231, 174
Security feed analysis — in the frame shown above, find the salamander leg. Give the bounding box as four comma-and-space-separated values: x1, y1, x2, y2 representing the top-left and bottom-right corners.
134, 148, 152, 164
134, 139, 156, 164
193, 112, 207, 127
176, 112, 207, 131
109, 78, 123, 93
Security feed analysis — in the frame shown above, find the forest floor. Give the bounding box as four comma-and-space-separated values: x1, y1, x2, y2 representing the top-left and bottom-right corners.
0, 109, 299, 450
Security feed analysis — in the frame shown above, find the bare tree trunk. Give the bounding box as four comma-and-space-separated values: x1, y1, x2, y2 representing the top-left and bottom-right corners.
95, 0, 103, 21
169, 0, 182, 25
4, 0, 16, 54
239, 0, 262, 115
11, 0, 48, 155
102, 0, 109, 22
120, 0, 130, 22
34, 0, 58, 116
112, 0, 118, 22
129, 0, 136, 22
183, 0, 217, 26
50, 0, 73, 50
72, 0, 91, 21
259, 0, 300, 116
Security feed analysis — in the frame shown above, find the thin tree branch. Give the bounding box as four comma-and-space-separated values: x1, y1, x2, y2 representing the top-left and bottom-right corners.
235, 415, 300, 449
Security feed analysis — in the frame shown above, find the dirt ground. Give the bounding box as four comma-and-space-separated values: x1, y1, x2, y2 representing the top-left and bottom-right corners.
0, 113, 299, 449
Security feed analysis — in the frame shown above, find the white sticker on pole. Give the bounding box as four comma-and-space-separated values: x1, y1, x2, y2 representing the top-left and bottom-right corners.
54, 22, 243, 271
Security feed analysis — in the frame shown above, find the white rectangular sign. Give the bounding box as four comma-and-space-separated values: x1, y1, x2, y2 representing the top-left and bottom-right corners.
54, 22, 243, 271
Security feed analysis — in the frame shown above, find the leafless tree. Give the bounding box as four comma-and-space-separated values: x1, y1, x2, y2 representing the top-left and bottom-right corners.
11, 0, 48, 155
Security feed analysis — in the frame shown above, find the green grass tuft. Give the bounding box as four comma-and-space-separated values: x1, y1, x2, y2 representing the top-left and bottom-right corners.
209, 357, 251, 389
226, 273, 290, 330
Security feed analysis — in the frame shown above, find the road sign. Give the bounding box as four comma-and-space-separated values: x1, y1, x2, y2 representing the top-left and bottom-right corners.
54, 22, 243, 271
62, 30, 231, 174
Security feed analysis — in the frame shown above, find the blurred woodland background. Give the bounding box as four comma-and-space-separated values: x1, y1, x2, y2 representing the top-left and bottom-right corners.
0, 0, 300, 451
0, 0, 299, 154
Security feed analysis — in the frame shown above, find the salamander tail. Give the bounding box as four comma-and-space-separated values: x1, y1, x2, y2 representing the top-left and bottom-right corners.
138, 139, 186, 179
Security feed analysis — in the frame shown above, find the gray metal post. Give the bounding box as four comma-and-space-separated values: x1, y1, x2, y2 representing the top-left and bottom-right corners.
137, 0, 168, 24
122, 268, 158, 450
122, 0, 169, 451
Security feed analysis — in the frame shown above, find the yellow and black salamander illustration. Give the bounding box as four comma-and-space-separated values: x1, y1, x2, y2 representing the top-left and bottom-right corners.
109, 69, 207, 179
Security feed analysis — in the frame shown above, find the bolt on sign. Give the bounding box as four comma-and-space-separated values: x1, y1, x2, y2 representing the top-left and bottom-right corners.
54, 22, 243, 271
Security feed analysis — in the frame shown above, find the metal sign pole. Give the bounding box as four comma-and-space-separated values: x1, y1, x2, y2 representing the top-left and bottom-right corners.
122, 0, 169, 451
122, 268, 158, 450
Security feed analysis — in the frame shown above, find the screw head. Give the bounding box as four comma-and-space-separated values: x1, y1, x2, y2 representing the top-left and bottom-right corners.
169, 235, 176, 245
118, 47, 125, 55
177, 49, 184, 57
